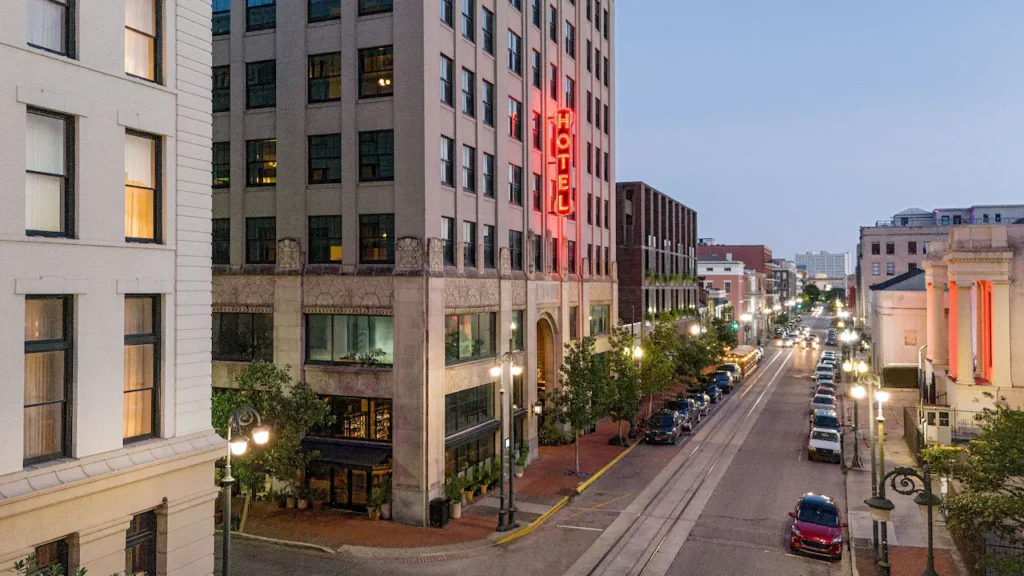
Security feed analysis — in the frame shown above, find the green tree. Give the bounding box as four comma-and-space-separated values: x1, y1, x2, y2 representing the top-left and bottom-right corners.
606, 327, 642, 444
554, 336, 611, 473
708, 316, 738, 350
802, 284, 821, 306
921, 404, 1024, 576
637, 319, 678, 417
674, 332, 718, 382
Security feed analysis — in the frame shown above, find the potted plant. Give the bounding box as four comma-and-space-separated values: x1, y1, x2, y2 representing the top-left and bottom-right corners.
367, 487, 383, 521
477, 463, 492, 496
310, 488, 327, 513
284, 488, 297, 509
464, 477, 476, 503
515, 451, 527, 478
296, 488, 310, 510
445, 477, 463, 519
377, 479, 393, 520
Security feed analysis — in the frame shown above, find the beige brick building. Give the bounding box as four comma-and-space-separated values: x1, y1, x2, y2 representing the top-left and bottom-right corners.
210, 0, 617, 525
0, 1, 219, 575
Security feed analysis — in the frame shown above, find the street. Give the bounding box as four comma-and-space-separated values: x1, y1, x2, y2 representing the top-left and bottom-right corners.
217, 316, 851, 576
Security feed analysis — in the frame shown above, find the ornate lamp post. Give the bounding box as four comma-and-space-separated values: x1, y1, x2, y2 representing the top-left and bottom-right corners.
865, 465, 942, 576
740, 312, 753, 345
221, 406, 270, 576
491, 328, 523, 532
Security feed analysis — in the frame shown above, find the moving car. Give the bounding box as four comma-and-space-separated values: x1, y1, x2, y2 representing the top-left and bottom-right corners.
810, 409, 841, 435
664, 398, 699, 431
808, 428, 842, 463
789, 493, 846, 560
713, 371, 734, 394
781, 336, 794, 348
810, 394, 836, 413
825, 336, 837, 346
645, 410, 682, 444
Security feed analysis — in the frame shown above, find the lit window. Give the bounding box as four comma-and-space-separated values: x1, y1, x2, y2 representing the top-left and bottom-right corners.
123, 296, 159, 443
125, 0, 160, 82
125, 131, 160, 242
26, 109, 74, 237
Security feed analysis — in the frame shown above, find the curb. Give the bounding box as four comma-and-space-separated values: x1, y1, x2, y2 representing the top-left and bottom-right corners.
228, 530, 337, 555
494, 439, 641, 546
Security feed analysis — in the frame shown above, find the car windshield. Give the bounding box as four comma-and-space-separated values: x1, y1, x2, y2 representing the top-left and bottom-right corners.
815, 415, 840, 428
812, 431, 839, 443
813, 396, 835, 405
797, 503, 839, 527
651, 415, 674, 427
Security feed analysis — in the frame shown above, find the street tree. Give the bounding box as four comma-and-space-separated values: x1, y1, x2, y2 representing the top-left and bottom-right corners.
637, 319, 678, 417
555, 336, 611, 474
606, 327, 642, 445
921, 403, 1024, 576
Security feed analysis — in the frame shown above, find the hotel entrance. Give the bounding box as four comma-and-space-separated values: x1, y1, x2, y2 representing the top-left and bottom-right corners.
304, 440, 391, 511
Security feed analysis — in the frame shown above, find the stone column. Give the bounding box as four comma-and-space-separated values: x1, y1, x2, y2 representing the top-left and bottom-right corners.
928, 269, 948, 367
78, 518, 132, 576
990, 281, 1011, 388
955, 283, 975, 386
975, 285, 985, 379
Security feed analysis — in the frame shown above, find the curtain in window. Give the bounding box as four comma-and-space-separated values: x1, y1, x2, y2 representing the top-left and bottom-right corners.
125, 134, 156, 239
123, 344, 154, 438
125, 0, 156, 80
24, 351, 64, 459
26, 112, 66, 232
28, 0, 66, 53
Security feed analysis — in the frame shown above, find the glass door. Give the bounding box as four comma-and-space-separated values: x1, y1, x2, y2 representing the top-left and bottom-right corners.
351, 470, 368, 507
332, 466, 350, 506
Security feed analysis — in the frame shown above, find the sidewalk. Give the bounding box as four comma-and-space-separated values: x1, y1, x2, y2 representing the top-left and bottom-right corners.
842, 389, 968, 576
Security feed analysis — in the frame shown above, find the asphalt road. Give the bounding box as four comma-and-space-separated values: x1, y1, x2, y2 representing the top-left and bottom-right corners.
217, 315, 851, 576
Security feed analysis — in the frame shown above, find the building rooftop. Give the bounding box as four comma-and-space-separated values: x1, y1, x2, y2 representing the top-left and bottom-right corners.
869, 268, 926, 292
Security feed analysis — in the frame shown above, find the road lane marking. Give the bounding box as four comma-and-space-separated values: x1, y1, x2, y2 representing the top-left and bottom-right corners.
559, 525, 605, 532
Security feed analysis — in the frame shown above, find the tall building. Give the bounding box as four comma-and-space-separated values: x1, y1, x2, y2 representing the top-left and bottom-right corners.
615, 181, 698, 322
0, 2, 219, 575
210, 0, 617, 525
769, 259, 798, 301
794, 250, 848, 278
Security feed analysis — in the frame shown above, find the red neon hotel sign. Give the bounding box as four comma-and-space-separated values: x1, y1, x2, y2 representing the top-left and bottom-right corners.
552, 108, 574, 216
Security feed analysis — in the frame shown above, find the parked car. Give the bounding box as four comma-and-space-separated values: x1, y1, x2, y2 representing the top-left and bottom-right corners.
689, 392, 711, 417
645, 410, 682, 444
814, 385, 836, 397
808, 428, 842, 463
810, 409, 841, 435
825, 336, 837, 346
664, 398, 699, 431
704, 384, 722, 403
713, 371, 734, 394
810, 394, 837, 413
717, 363, 743, 383
816, 382, 837, 395
789, 493, 846, 560
813, 366, 835, 382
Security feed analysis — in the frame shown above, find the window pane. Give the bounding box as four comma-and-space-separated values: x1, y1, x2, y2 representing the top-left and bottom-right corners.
27, 112, 65, 175
125, 134, 155, 188
310, 0, 341, 21
125, 29, 156, 80
26, 173, 64, 233
308, 53, 341, 102
123, 388, 153, 439
24, 351, 66, 405
126, 0, 156, 35
125, 186, 155, 240
24, 403, 62, 460
359, 46, 394, 98
125, 297, 154, 334
28, 0, 67, 53
25, 298, 64, 341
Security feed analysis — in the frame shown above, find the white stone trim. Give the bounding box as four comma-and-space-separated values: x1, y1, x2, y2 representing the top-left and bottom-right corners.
16, 85, 92, 117
117, 278, 174, 294
14, 276, 88, 294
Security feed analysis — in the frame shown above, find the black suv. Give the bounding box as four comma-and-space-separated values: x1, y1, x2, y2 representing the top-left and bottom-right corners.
645, 410, 682, 444
664, 398, 699, 431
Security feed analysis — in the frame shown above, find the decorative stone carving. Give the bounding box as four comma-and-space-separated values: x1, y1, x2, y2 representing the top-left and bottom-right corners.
499, 247, 511, 276
395, 237, 423, 271
305, 366, 395, 398
568, 282, 580, 304
304, 276, 394, 308
536, 281, 560, 305
477, 243, 485, 270
582, 258, 590, 280
277, 238, 300, 272
444, 278, 500, 309
511, 281, 527, 306
445, 360, 498, 395
427, 238, 444, 272
213, 276, 275, 306
590, 281, 612, 303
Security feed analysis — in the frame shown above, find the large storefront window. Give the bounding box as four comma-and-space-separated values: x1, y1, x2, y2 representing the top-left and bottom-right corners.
444, 428, 496, 477
444, 312, 496, 364
212, 312, 273, 362
511, 309, 524, 351
313, 396, 392, 441
306, 314, 394, 365
444, 383, 493, 437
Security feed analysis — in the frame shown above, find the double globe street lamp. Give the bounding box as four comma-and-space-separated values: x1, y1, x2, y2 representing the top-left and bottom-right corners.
221, 406, 270, 576
865, 465, 942, 576
844, 360, 869, 468
491, 323, 524, 532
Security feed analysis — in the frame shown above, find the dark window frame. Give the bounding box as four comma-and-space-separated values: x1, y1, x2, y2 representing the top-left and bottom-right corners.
26, 107, 76, 238
531, 50, 542, 88
358, 130, 395, 182
461, 0, 475, 40
461, 68, 476, 117
508, 30, 522, 74
445, 314, 497, 366
310, 0, 342, 22
34, 537, 71, 575
462, 145, 476, 192
123, 295, 160, 445
357, 0, 392, 16
444, 383, 494, 436
28, 0, 77, 57
482, 80, 495, 126
125, 0, 162, 83
510, 230, 523, 271
483, 224, 495, 268
442, 216, 456, 265
245, 59, 276, 109
441, 136, 455, 187
23, 295, 73, 466
313, 395, 393, 440
245, 138, 277, 187
246, 0, 276, 32
464, 221, 477, 267
358, 46, 394, 99
245, 216, 276, 264
308, 215, 342, 264
308, 134, 341, 185
440, 54, 454, 106
359, 213, 395, 264
308, 52, 341, 103
482, 7, 494, 54
440, 0, 454, 26
508, 163, 523, 206
567, 240, 576, 274
212, 312, 274, 362
124, 129, 162, 244
212, 218, 230, 265
483, 153, 495, 198
305, 314, 394, 366
212, 65, 230, 112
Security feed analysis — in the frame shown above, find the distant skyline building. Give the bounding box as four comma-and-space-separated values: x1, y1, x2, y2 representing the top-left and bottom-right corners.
794, 250, 849, 278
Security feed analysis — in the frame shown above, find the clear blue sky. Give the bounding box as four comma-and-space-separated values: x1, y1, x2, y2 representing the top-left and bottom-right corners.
615, 1, 1024, 260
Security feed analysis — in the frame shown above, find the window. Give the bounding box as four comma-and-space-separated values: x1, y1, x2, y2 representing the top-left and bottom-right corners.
442, 217, 456, 265
461, 0, 474, 40
125, 131, 160, 243
444, 384, 494, 439
587, 91, 592, 123
568, 306, 578, 339
908, 263, 918, 272
358, 46, 394, 98
125, 0, 161, 82
551, 236, 559, 272
604, 152, 610, 181
212, 218, 230, 265
308, 53, 341, 103
315, 396, 392, 440
508, 30, 522, 74
886, 262, 895, 276
595, 0, 601, 29
565, 76, 575, 110
356, 213, 395, 264
603, 104, 609, 133
548, 5, 557, 41
531, 0, 541, 26
445, 314, 496, 364
603, 8, 608, 38
941, 215, 950, 225
509, 230, 524, 271
586, 0, 592, 20
24, 296, 72, 465
565, 21, 575, 57
586, 143, 592, 174
30, 0, 75, 56
587, 193, 593, 223
595, 48, 601, 81
995, 213, 1002, 223
212, 65, 230, 112
445, 428, 495, 476
34, 538, 70, 575
461, 69, 475, 116
983, 214, 989, 223
358, 130, 394, 181
213, 312, 273, 362
908, 241, 917, 255
441, 136, 455, 186
871, 242, 880, 255
26, 109, 74, 237
953, 215, 962, 225
511, 310, 525, 349
589, 304, 609, 335
308, 314, 394, 365
508, 164, 523, 205
531, 50, 542, 88
245, 217, 276, 264
312, 0, 342, 21
595, 97, 601, 129
246, 60, 276, 109
483, 225, 495, 268
872, 262, 880, 276
595, 147, 601, 177
464, 221, 477, 267
462, 145, 476, 192
586, 39, 591, 71
724, 280, 731, 293
483, 153, 495, 198
885, 242, 895, 255
603, 56, 609, 86
440, 0, 453, 25
509, 0, 521, 9
482, 80, 495, 126
246, 0, 275, 31
533, 234, 543, 272
440, 54, 454, 105
482, 8, 494, 54
246, 139, 277, 186
532, 173, 542, 211
532, 111, 542, 149
308, 215, 342, 263
549, 63, 558, 99
124, 296, 159, 443
308, 134, 341, 184
125, 511, 157, 576
901, 217, 909, 226
604, 199, 610, 228
567, 240, 576, 274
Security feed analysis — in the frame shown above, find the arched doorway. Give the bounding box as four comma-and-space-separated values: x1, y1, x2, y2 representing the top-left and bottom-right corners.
536, 316, 556, 430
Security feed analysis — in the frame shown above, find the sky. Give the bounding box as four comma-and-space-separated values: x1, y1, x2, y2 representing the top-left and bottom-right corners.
614, 1, 1024, 261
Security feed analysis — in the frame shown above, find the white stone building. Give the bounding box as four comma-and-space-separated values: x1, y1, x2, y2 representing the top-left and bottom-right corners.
0, 1, 219, 575
868, 269, 927, 370
794, 250, 848, 278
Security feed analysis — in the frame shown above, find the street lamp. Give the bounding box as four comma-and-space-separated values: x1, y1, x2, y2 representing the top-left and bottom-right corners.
866, 465, 942, 576
690, 323, 701, 336
221, 406, 270, 576
740, 313, 753, 345
491, 328, 522, 533
848, 380, 866, 468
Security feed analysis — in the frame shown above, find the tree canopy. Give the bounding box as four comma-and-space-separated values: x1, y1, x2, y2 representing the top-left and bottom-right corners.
554, 336, 611, 473
606, 327, 643, 443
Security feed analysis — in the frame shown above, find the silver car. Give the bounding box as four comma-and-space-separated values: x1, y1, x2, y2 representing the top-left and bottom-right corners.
810, 394, 837, 414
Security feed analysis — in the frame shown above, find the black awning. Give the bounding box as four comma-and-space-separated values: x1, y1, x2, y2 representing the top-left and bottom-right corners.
302, 438, 392, 468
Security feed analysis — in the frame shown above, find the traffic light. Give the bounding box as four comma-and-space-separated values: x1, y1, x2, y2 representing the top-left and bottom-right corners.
730, 322, 739, 331
796, 303, 803, 310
